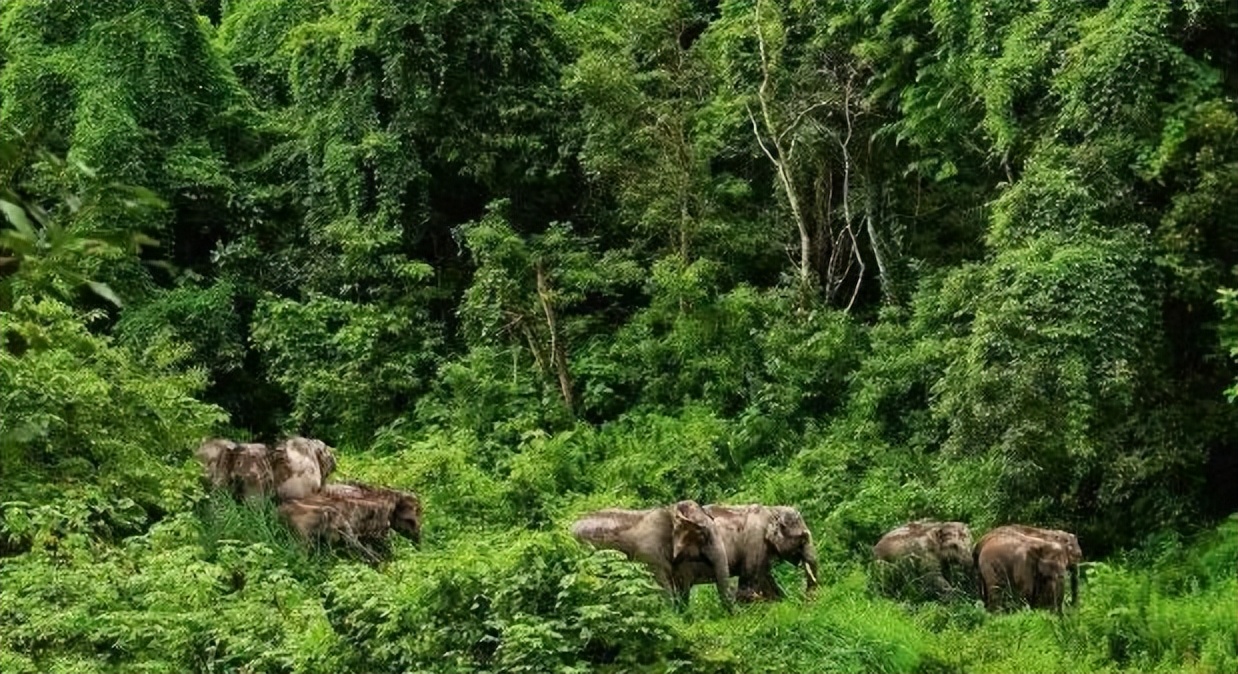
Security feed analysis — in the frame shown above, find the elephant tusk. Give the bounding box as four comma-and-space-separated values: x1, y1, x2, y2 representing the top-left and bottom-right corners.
803, 562, 818, 586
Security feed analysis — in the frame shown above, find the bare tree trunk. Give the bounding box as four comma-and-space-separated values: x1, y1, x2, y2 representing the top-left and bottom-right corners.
535, 262, 575, 413
749, 0, 812, 293
864, 185, 893, 303
519, 320, 549, 381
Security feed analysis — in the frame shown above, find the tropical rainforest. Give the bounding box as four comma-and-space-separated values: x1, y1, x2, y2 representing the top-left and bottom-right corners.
1, 0, 1237, 672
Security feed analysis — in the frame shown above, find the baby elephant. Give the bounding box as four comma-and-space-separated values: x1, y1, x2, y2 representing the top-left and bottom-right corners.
985, 524, 1082, 605
974, 528, 1072, 613
873, 519, 974, 600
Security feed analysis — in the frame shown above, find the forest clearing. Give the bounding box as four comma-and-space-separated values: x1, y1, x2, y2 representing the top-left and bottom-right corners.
1, 1, 1236, 672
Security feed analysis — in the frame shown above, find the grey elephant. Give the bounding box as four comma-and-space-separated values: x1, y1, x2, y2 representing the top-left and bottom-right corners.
195, 438, 238, 491
986, 524, 1082, 605
872, 519, 974, 599
272, 436, 338, 501
282, 482, 423, 561
322, 481, 423, 546
974, 529, 1071, 613
195, 436, 339, 504
570, 500, 734, 608
677, 504, 820, 602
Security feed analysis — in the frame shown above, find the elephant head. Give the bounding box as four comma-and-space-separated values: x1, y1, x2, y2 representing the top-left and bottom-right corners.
763, 506, 819, 589
930, 521, 974, 568
305, 437, 337, 479
231, 443, 275, 500
1031, 540, 1070, 611
195, 438, 237, 490
390, 491, 423, 545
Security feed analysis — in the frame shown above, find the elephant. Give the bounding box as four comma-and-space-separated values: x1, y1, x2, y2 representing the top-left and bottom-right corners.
872, 519, 974, 599
974, 530, 1071, 613
195, 438, 237, 490
986, 524, 1082, 605
230, 442, 276, 501
272, 436, 337, 501
196, 436, 341, 504
678, 504, 820, 602
279, 496, 355, 548
570, 500, 734, 608
281, 483, 422, 560
322, 481, 423, 545
194, 438, 274, 501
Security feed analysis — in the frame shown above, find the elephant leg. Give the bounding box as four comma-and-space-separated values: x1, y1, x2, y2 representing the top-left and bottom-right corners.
754, 571, 783, 601
651, 565, 676, 594
735, 574, 774, 603
670, 581, 692, 610
801, 542, 820, 593
982, 574, 1001, 613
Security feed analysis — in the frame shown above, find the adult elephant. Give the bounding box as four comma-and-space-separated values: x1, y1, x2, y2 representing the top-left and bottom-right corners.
872, 520, 974, 599
194, 438, 275, 501
272, 436, 338, 501
196, 438, 238, 491
986, 524, 1082, 605
679, 504, 819, 602
323, 481, 423, 546
974, 530, 1071, 613
571, 500, 734, 608
283, 482, 423, 560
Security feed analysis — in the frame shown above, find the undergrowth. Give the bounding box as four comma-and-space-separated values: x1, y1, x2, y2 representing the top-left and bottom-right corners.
2, 468, 1234, 674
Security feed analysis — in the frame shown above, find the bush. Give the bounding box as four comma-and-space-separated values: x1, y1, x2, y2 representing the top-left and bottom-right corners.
0, 297, 226, 552
320, 531, 693, 673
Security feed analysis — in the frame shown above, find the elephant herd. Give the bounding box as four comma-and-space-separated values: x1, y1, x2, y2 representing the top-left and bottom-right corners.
873, 519, 1083, 613
194, 441, 1081, 614
571, 501, 820, 609
195, 437, 422, 560
572, 503, 1083, 614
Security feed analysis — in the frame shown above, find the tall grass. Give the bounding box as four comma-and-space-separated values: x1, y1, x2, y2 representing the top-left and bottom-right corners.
2, 493, 1234, 673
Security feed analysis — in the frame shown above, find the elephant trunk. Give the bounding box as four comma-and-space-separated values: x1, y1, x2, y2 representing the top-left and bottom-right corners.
1069, 565, 1078, 605
801, 541, 820, 592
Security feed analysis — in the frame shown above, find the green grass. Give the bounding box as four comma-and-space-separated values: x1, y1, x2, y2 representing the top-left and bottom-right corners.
2, 494, 1234, 673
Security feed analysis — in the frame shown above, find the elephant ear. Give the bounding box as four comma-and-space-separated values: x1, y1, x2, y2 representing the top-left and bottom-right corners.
1036, 543, 1067, 575
671, 501, 712, 561
928, 524, 955, 552
764, 508, 797, 549
673, 501, 711, 532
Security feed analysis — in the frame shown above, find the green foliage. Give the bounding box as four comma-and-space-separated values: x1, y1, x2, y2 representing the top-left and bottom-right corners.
3, 430, 1237, 674
251, 291, 442, 446
936, 232, 1158, 521
320, 533, 687, 673
0, 0, 250, 297
0, 131, 164, 311
0, 297, 226, 551
1221, 286, 1238, 402
2, 0, 1238, 671
115, 280, 246, 383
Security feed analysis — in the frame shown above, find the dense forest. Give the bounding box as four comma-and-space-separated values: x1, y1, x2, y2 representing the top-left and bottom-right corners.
1, 0, 1237, 672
